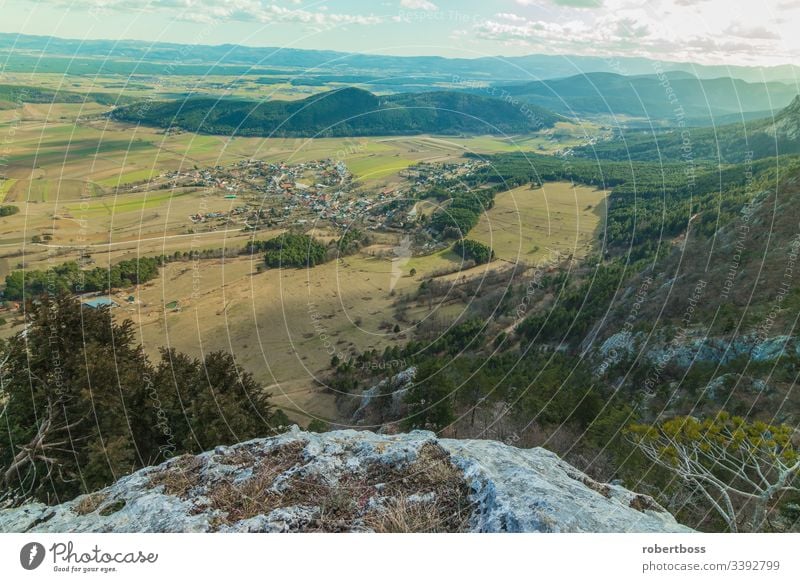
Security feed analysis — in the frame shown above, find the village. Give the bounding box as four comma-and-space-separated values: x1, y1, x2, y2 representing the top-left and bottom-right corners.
123, 157, 490, 235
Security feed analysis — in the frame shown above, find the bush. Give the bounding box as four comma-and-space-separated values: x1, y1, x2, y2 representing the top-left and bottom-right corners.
431, 207, 479, 238
336, 228, 369, 255
453, 239, 494, 265
258, 234, 327, 268
307, 419, 330, 433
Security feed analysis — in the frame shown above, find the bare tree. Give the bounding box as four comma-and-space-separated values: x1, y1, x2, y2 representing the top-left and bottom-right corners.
0, 349, 9, 423
628, 413, 800, 532
1, 399, 86, 504
1, 347, 85, 504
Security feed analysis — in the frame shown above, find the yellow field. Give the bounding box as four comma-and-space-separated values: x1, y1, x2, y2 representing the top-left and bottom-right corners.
124, 251, 440, 423
469, 181, 608, 263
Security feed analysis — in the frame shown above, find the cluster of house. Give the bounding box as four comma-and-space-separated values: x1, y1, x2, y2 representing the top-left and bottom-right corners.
189, 206, 250, 224
400, 160, 486, 190
141, 157, 474, 233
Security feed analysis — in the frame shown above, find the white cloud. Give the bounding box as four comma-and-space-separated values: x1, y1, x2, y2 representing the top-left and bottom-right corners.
514, 0, 602, 6
724, 23, 781, 40
467, 0, 799, 66
495, 13, 528, 23
400, 0, 438, 10
51, 1, 382, 28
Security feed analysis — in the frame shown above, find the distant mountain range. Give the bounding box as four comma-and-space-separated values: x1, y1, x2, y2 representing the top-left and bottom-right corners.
2, 32, 799, 84
111, 87, 561, 137
495, 72, 798, 125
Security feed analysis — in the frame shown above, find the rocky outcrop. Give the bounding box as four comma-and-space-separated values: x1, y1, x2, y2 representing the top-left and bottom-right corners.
351, 366, 415, 423
597, 331, 797, 371
0, 427, 691, 533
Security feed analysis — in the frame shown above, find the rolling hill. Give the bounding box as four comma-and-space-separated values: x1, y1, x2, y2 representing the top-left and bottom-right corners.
0, 83, 131, 109
495, 72, 798, 125
111, 87, 561, 137
574, 95, 800, 163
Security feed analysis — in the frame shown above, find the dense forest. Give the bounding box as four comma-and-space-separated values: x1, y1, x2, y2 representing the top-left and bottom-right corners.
0, 296, 288, 505
111, 87, 560, 137
453, 239, 494, 265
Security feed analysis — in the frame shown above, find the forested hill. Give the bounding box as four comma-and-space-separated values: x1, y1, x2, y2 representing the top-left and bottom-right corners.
575, 95, 800, 163
495, 72, 797, 124
0, 83, 125, 108
111, 87, 561, 137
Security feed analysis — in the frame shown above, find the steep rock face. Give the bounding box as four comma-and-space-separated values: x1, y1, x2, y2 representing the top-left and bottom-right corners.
0, 428, 690, 533
598, 331, 798, 370
765, 95, 800, 140
351, 367, 415, 423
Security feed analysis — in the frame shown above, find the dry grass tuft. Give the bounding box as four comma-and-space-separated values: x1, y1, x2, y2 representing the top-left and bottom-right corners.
150, 439, 474, 532
208, 440, 309, 523
73, 491, 107, 516
147, 454, 206, 498
630, 494, 662, 513
364, 495, 471, 533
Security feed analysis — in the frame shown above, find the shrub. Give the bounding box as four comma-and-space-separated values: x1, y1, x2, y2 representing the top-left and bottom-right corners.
258, 234, 327, 268
453, 239, 494, 265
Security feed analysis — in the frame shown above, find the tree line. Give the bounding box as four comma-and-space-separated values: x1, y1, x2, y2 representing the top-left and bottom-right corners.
3, 257, 161, 301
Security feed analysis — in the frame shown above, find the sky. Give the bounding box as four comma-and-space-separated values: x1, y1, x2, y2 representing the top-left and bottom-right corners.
0, 0, 798, 67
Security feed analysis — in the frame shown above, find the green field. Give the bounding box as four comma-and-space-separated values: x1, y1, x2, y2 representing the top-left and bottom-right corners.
64, 188, 193, 215
347, 154, 417, 180
0, 178, 17, 201
12, 178, 51, 201
96, 167, 160, 187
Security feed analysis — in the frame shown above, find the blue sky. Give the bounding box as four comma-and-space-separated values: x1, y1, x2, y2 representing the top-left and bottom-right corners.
0, 0, 797, 66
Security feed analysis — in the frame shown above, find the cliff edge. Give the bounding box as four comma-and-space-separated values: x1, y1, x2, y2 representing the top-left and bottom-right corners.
0, 427, 690, 533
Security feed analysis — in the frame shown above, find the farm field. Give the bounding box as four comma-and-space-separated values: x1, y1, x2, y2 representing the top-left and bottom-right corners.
0, 72, 334, 102
0, 115, 526, 193
0, 195, 284, 278
0, 178, 17, 201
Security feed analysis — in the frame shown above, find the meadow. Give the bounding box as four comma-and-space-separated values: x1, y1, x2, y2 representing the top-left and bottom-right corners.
469, 181, 608, 263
